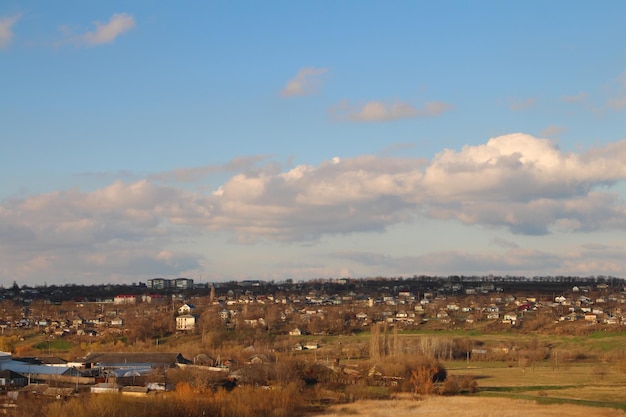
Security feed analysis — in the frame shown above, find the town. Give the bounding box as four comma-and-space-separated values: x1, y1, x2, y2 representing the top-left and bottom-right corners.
0, 275, 625, 416
3, 275, 625, 336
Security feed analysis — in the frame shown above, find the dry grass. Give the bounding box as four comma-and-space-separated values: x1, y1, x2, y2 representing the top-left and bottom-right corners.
446, 363, 624, 388
444, 361, 626, 405
524, 386, 626, 404
316, 395, 626, 417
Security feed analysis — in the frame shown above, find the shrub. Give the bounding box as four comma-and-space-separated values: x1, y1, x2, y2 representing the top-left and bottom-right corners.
345, 382, 391, 401
440, 375, 460, 395
33, 385, 307, 417
410, 365, 438, 395
440, 375, 477, 395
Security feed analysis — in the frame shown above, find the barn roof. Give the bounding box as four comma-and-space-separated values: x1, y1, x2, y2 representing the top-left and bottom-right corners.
83, 352, 191, 367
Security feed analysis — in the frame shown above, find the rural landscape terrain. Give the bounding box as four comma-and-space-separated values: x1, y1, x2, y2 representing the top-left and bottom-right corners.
0, 276, 624, 416
4, 2, 626, 417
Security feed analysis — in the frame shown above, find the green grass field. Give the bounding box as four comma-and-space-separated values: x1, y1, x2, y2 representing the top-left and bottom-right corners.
320, 329, 626, 410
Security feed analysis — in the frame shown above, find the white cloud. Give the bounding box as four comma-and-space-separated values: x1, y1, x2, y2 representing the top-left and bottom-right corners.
5, 133, 626, 245
0, 179, 205, 282
0, 14, 20, 49
67, 13, 135, 47
5, 133, 626, 283
280, 67, 327, 97
330, 99, 453, 122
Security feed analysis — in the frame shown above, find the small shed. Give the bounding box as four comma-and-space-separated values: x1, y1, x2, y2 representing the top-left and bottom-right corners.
0, 370, 27, 388
121, 386, 149, 397
289, 328, 304, 336
91, 383, 120, 394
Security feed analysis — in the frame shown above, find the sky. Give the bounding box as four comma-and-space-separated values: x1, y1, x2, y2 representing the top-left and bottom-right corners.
1, 1, 626, 286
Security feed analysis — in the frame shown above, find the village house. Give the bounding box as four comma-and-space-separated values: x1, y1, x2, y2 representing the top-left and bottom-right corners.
176, 314, 196, 331
83, 352, 191, 377
502, 313, 518, 325
584, 312, 598, 323
114, 295, 138, 305
289, 328, 304, 336
178, 303, 196, 315
356, 312, 368, 321
395, 311, 408, 320
0, 370, 28, 389
436, 311, 451, 323
243, 318, 266, 328
0, 352, 76, 382
486, 311, 500, 320
142, 294, 167, 304
110, 317, 124, 326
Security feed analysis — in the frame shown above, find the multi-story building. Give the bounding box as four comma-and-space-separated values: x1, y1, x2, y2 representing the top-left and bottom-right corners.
173, 278, 194, 290
147, 278, 171, 290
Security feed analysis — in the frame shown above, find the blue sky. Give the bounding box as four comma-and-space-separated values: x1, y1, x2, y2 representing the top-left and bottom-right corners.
1, 1, 626, 286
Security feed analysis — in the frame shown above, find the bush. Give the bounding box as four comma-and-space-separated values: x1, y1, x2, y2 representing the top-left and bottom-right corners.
410, 365, 438, 395
440, 375, 477, 395
376, 353, 447, 383
440, 376, 460, 395
345, 383, 391, 401
34, 385, 308, 417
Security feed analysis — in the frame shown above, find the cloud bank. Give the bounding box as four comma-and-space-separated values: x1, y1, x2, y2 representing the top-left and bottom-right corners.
3, 133, 626, 282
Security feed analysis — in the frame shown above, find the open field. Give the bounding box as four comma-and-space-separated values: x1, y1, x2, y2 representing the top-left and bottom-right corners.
447, 362, 625, 388
308, 330, 626, 413
6, 318, 626, 416
315, 395, 626, 417
447, 364, 626, 409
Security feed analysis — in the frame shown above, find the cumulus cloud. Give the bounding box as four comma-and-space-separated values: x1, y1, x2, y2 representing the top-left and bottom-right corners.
0, 179, 205, 282
330, 99, 453, 122
207, 133, 626, 238
5, 133, 626, 282
0, 14, 20, 49
65, 13, 135, 46
280, 67, 327, 97
6, 133, 626, 244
